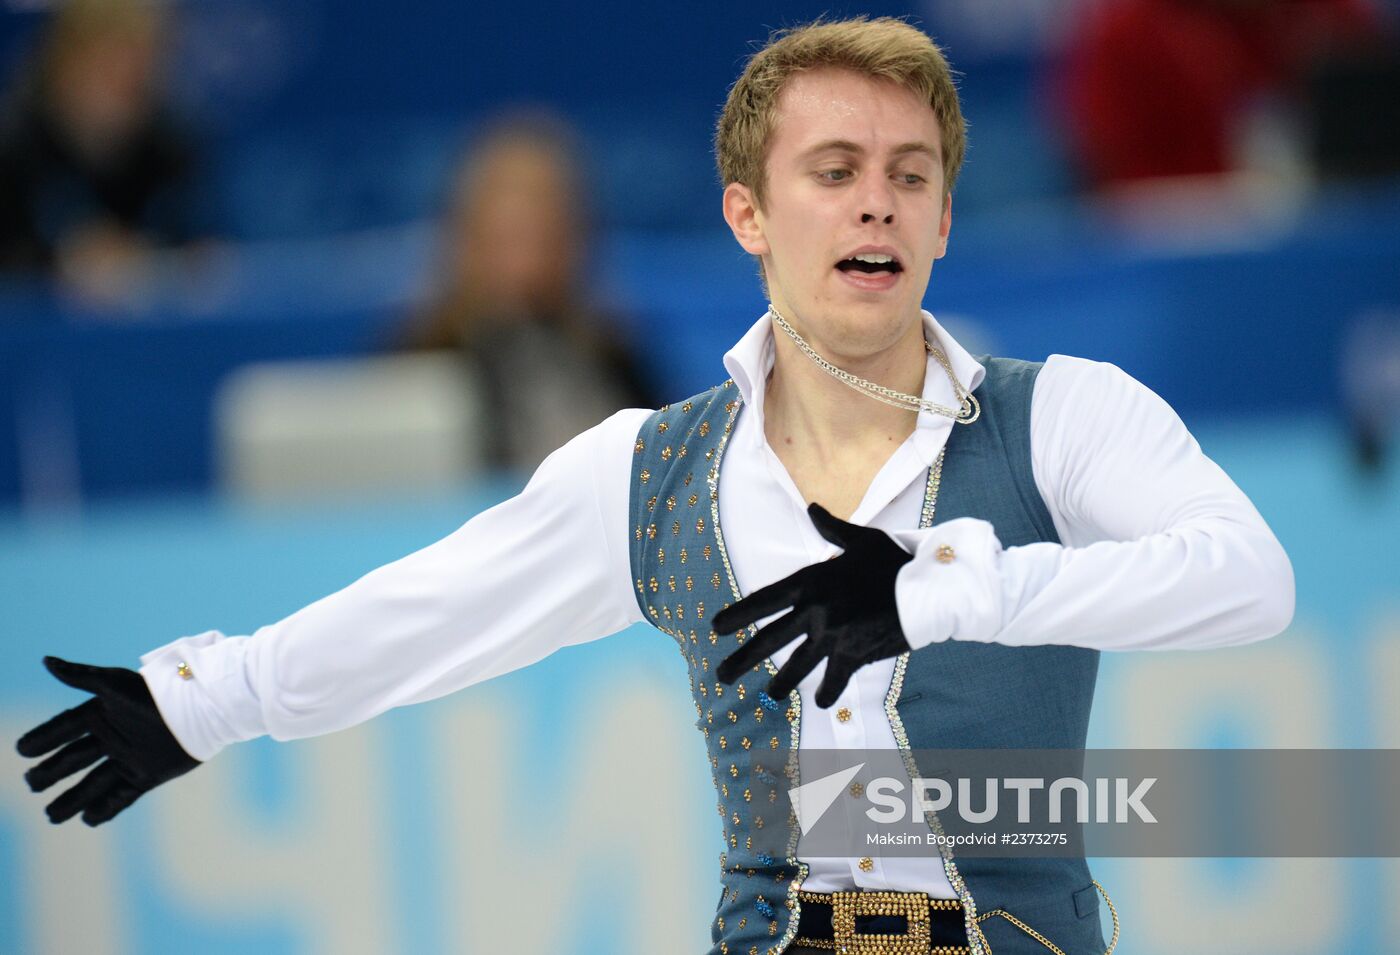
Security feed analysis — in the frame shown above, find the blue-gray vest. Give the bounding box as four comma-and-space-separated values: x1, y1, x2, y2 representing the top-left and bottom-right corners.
628, 357, 1107, 955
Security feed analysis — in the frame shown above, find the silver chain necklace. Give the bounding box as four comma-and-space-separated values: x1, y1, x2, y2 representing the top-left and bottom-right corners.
768, 304, 981, 424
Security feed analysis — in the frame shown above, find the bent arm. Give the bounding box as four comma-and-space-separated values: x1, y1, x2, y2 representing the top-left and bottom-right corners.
895, 356, 1294, 651
140, 408, 650, 760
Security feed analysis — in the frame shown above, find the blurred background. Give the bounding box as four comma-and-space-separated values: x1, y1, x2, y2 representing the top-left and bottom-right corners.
1, 0, 1398, 952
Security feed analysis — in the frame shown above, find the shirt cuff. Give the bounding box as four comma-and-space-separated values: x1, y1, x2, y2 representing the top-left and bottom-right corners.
139, 630, 267, 762
891, 518, 1006, 650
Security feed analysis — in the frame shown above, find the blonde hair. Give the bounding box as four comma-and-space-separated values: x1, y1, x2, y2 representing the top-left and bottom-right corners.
43, 0, 162, 67
715, 17, 967, 208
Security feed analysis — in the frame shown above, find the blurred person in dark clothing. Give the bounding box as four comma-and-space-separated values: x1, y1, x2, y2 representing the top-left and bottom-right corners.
0, 0, 205, 300
406, 115, 657, 472
1341, 310, 1400, 477
1056, 0, 1386, 188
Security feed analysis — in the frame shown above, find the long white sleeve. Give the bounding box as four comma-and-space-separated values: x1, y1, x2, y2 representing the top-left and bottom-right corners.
140, 408, 651, 761
895, 355, 1295, 651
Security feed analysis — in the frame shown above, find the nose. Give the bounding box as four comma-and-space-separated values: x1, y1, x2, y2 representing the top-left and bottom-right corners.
857, 178, 896, 225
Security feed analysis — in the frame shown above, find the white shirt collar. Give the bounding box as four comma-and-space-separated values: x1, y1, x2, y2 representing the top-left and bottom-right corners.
721, 308, 987, 461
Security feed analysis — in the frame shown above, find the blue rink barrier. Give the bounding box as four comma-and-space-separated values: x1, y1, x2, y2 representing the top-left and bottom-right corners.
3, 183, 1399, 507
0, 417, 1397, 954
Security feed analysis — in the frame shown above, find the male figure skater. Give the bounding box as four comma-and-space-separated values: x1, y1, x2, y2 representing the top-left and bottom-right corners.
16, 18, 1294, 955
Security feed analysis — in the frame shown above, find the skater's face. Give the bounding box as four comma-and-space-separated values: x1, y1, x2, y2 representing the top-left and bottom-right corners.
723, 68, 951, 358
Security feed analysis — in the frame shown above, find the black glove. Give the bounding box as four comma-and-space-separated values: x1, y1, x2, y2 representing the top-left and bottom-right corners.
16, 656, 199, 826
714, 503, 914, 708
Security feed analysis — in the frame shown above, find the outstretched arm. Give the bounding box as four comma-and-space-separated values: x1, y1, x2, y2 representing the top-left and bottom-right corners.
17, 407, 649, 822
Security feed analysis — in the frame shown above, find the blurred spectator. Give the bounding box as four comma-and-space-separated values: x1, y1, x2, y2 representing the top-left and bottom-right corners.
1055, 0, 1388, 189
1341, 309, 1400, 477
404, 114, 657, 472
0, 0, 207, 300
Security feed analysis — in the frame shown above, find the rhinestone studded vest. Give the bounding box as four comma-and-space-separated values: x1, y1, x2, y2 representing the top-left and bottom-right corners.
628, 357, 1106, 955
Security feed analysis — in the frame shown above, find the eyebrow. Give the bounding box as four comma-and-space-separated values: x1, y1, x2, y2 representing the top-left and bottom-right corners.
799, 139, 940, 162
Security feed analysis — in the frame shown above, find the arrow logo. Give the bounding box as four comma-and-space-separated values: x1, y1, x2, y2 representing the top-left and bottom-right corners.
788, 762, 865, 835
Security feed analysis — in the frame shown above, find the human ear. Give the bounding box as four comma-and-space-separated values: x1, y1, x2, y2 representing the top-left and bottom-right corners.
934, 192, 952, 260
722, 182, 770, 257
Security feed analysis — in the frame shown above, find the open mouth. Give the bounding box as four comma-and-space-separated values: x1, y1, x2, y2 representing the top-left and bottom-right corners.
835, 253, 903, 275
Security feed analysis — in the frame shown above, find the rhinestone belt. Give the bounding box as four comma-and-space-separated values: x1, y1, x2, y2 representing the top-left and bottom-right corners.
792, 889, 970, 954
792, 881, 1122, 955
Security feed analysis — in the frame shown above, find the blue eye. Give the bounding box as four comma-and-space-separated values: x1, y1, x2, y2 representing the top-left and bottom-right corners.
819, 169, 851, 183
896, 173, 926, 185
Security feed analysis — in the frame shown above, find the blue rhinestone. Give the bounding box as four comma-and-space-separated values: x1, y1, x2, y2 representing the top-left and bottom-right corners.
755, 898, 775, 918
757, 853, 776, 866
757, 691, 781, 711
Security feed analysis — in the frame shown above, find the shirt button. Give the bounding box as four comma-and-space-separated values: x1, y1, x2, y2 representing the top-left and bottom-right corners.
858, 857, 874, 872
176, 661, 193, 681
836, 707, 852, 722
935, 544, 956, 564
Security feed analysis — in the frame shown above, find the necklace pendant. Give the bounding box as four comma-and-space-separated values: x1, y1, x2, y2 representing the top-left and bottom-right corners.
768, 304, 979, 426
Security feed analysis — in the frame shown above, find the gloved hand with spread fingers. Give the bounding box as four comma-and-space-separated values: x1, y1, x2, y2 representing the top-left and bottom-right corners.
16, 656, 199, 826
713, 502, 914, 708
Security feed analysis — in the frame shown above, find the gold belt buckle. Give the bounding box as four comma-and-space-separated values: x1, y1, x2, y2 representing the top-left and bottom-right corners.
830, 889, 933, 954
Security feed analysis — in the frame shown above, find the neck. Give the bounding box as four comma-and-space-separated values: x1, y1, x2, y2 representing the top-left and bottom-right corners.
762, 308, 929, 461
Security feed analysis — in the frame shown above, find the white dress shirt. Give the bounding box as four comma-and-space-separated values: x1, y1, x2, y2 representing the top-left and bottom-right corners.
139, 310, 1295, 898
